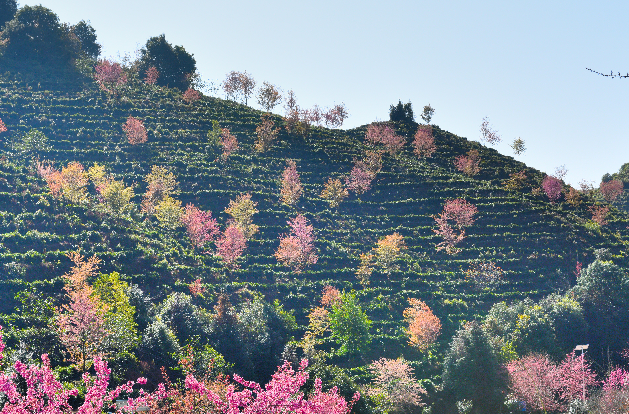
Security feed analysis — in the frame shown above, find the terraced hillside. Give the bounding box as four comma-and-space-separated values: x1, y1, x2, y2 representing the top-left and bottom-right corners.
0, 75, 627, 385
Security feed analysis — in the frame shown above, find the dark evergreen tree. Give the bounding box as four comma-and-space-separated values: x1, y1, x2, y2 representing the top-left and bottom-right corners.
72, 20, 100, 59
0, 0, 17, 29
389, 100, 415, 123
441, 322, 507, 414
137, 34, 197, 91
0, 5, 79, 67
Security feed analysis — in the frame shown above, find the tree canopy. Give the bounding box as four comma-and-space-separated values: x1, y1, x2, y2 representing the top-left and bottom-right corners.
137, 34, 197, 91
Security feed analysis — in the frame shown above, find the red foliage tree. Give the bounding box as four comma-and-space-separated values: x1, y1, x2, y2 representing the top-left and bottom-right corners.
275, 214, 318, 273
182, 88, 200, 104
590, 204, 610, 226
542, 175, 563, 202
215, 225, 246, 269
600, 179, 624, 202
180, 204, 220, 250
280, 160, 302, 206
413, 125, 436, 158
123, 116, 148, 145
433, 199, 478, 254
454, 149, 481, 176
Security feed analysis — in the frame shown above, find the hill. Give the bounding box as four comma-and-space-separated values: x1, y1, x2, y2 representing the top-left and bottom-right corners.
0, 73, 628, 408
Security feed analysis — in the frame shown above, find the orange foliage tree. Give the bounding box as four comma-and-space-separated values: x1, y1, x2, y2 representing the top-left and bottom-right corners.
403, 298, 441, 351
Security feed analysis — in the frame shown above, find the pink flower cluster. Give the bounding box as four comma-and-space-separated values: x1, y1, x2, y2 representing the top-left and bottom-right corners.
185, 359, 359, 414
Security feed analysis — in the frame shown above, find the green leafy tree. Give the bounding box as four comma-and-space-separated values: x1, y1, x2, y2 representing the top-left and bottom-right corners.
137, 34, 197, 91
328, 291, 371, 356
93, 272, 139, 356
0, 0, 17, 29
0, 5, 79, 67
71, 20, 100, 59
441, 322, 507, 413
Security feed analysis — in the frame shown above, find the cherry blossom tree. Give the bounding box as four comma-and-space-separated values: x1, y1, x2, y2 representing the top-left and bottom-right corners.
185, 359, 359, 414
215, 225, 247, 269
599, 179, 624, 202
275, 214, 318, 272
542, 175, 563, 202
94, 59, 127, 94
454, 149, 481, 176
55, 252, 107, 372
403, 298, 441, 351
433, 198, 478, 254
144, 66, 159, 85
280, 160, 302, 206
0, 118, 7, 133
181, 204, 220, 249
365, 123, 405, 155
123, 116, 148, 145
220, 128, 238, 160
368, 357, 426, 413
413, 124, 436, 158
345, 164, 375, 195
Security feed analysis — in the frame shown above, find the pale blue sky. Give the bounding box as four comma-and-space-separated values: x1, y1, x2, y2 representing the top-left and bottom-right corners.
29, 0, 629, 186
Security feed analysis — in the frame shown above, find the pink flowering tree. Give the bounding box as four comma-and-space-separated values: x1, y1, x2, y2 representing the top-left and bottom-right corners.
345, 164, 375, 195
275, 214, 318, 273
433, 199, 478, 254
589, 204, 610, 226
365, 123, 406, 155
542, 175, 563, 202
280, 160, 303, 206
454, 150, 481, 176
215, 225, 247, 269
507, 352, 598, 412
413, 125, 436, 158
0, 327, 170, 413
220, 128, 238, 160
185, 359, 359, 414
144, 66, 159, 85
599, 179, 624, 202
123, 116, 148, 145
368, 358, 426, 413
0, 118, 7, 133
94, 60, 127, 94
180, 204, 220, 250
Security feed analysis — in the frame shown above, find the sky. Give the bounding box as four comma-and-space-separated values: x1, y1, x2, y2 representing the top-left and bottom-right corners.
27, 0, 629, 186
